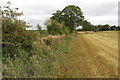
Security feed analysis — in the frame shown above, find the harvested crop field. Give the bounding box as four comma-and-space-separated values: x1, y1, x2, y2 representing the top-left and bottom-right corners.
59, 31, 118, 78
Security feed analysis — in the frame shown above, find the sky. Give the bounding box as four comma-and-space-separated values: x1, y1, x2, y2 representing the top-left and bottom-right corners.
1, 0, 119, 29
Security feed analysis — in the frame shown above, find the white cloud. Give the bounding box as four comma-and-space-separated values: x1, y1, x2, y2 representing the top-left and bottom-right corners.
1, 0, 119, 29
86, 15, 118, 25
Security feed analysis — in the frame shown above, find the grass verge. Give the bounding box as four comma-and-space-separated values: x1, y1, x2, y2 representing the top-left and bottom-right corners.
2, 34, 76, 78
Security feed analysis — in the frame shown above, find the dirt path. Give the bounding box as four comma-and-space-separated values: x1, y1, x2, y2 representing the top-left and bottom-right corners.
59, 32, 118, 78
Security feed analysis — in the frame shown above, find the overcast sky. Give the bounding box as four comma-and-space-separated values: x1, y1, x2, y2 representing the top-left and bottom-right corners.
1, 0, 119, 29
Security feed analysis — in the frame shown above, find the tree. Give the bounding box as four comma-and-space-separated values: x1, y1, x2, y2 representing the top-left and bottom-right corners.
118, 26, 120, 30
51, 10, 62, 23
99, 24, 110, 31
82, 20, 92, 31
51, 5, 84, 32
2, 2, 33, 58
45, 19, 69, 35
37, 24, 43, 34
110, 25, 118, 31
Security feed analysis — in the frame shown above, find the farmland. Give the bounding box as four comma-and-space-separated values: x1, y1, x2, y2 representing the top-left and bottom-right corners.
1, 2, 119, 78
3, 31, 118, 78
58, 31, 118, 78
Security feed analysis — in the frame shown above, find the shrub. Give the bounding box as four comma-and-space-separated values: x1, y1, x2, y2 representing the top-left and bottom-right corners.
2, 2, 33, 58
45, 19, 69, 35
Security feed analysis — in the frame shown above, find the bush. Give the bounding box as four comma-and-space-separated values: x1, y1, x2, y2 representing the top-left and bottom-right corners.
45, 19, 70, 35
3, 34, 75, 78
2, 2, 33, 58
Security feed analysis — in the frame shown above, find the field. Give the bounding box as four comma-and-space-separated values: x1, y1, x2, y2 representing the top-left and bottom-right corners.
59, 31, 118, 78
2, 1, 119, 78
2, 31, 118, 78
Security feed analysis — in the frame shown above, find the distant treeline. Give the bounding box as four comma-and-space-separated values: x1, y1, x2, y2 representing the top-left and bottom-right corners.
77, 24, 119, 32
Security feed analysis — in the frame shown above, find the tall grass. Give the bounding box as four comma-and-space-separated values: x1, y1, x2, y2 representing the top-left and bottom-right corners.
2, 34, 76, 78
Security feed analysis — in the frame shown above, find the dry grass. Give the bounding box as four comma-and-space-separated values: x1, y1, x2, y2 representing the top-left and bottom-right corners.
59, 31, 118, 78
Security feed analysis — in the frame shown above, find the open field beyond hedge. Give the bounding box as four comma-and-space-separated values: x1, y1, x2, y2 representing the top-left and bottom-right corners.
60, 31, 118, 78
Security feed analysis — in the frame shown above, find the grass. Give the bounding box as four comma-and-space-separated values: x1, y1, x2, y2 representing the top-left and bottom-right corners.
59, 31, 118, 78
2, 31, 118, 78
2, 34, 75, 78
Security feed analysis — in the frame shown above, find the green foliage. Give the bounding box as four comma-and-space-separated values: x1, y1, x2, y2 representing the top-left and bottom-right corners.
21, 40, 33, 52
51, 35, 75, 54
51, 5, 84, 32
99, 24, 110, 31
91, 25, 99, 32
82, 20, 92, 31
45, 19, 69, 35
76, 28, 83, 31
2, 2, 33, 58
3, 34, 75, 78
37, 24, 44, 34
62, 25, 70, 35
110, 25, 118, 31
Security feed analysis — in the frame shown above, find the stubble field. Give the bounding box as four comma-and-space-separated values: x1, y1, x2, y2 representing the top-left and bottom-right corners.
59, 31, 118, 78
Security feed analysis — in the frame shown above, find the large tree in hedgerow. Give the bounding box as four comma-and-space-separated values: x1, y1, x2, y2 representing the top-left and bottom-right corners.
51, 5, 84, 32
